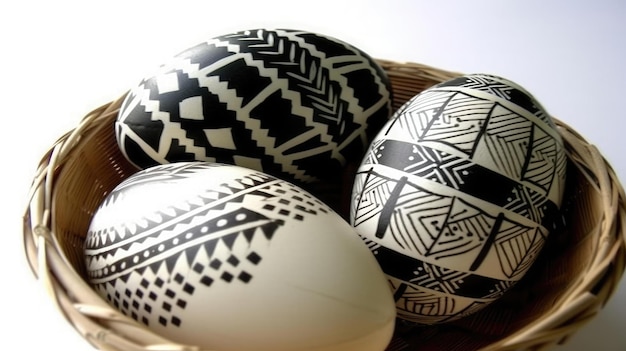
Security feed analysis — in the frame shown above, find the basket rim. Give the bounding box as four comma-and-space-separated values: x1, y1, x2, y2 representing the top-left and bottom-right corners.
22, 59, 626, 351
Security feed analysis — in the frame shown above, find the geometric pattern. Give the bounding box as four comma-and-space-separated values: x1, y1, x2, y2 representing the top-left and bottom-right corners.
436, 74, 556, 128
495, 226, 547, 279
385, 86, 566, 204
368, 242, 516, 299
115, 28, 392, 183
352, 169, 543, 280
388, 276, 492, 325
85, 162, 332, 329
360, 139, 560, 229
350, 73, 567, 324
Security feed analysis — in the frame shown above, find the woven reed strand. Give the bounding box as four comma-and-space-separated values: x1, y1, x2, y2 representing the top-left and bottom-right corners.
22, 59, 626, 351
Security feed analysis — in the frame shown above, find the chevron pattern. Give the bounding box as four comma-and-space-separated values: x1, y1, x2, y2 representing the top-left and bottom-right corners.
116, 29, 392, 183
419, 93, 494, 155
366, 139, 474, 190
495, 225, 546, 279
387, 182, 455, 254
351, 170, 395, 228
388, 276, 491, 324
408, 263, 472, 295
522, 125, 560, 192
502, 184, 549, 223
419, 197, 496, 260
385, 90, 452, 141
438, 75, 515, 100
390, 277, 458, 323
480, 104, 534, 179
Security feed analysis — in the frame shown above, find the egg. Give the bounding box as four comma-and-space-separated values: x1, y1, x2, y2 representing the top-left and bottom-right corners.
84, 162, 396, 351
115, 28, 392, 185
349, 73, 567, 324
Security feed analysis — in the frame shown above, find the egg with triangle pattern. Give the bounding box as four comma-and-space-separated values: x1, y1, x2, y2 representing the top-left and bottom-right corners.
350, 73, 567, 325
84, 161, 396, 351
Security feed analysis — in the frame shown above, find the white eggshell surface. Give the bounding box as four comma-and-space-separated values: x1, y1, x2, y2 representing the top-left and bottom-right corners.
85, 162, 396, 351
350, 74, 567, 324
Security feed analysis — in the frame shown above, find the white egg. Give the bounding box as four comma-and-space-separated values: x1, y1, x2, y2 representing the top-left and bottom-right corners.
350, 74, 567, 324
85, 162, 396, 351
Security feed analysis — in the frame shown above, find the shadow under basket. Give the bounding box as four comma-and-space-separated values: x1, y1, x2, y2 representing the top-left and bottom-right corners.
23, 60, 626, 351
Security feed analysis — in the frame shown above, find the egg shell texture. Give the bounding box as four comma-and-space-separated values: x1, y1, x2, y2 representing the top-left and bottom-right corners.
85, 162, 396, 351
350, 74, 567, 324
115, 28, 392, 184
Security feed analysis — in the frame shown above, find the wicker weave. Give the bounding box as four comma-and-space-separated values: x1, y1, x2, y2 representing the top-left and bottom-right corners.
22, 60, 626, 351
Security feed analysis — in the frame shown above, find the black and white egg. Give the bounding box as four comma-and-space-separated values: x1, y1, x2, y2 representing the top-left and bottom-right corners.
350, 73, 567, 324
115, 28, 392, 184
84, 162, 396, 351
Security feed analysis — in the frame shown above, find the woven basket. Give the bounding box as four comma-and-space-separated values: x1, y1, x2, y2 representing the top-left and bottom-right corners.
23, 59, 626, 351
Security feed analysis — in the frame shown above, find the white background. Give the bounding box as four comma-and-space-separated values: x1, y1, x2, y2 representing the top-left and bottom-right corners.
2, 0, 625, 350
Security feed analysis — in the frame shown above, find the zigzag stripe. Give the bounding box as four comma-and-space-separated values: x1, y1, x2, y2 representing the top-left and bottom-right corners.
444, 75, 514, 100
87, 175, 282, 251
204, 30, 388, 179
86, 209, 280, 283
220, 29, 385, 144
128, 59, 213, 163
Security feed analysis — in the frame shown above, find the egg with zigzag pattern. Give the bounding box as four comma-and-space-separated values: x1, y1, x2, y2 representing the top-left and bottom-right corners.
115, 28, 392, 188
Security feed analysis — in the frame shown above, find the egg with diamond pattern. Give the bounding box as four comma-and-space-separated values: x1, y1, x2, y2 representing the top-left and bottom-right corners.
84, 161, 396, 351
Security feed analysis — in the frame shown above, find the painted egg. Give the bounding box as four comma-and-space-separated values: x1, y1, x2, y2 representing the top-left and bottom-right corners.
115, 28, 392, 185
349, 74, 567, 324
84, 162, 396, 351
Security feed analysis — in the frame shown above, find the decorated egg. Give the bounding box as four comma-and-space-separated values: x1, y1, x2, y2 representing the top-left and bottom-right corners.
115, 28, 392, 184
84, 162, 396, 351
350, 74, 567, 324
